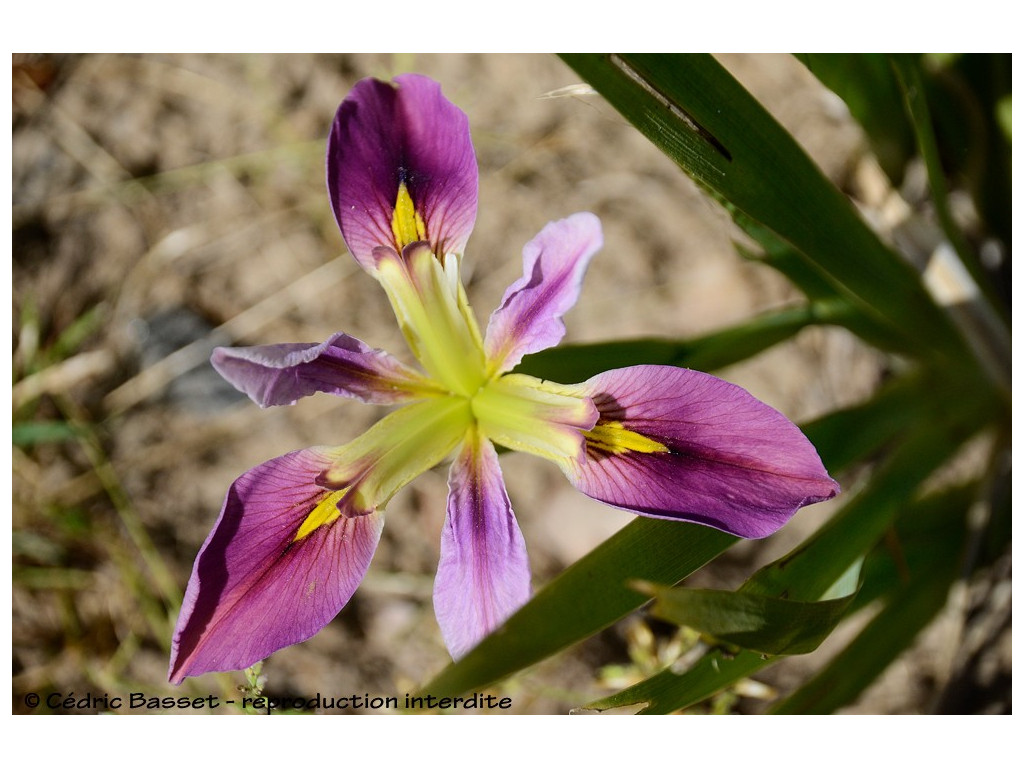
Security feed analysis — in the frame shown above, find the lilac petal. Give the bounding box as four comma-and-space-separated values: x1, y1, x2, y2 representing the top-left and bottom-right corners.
434, 431, 530, 659
327, 74, 478, 270
565, 366, 840, 539
211, 332, 438, 407
169, 448, 383, 683
484, 212, 603, 374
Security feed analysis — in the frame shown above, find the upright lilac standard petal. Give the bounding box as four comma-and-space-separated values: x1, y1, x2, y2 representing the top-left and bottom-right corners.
484, 212, 603, 374
565, 366, 839, 539
211, 332, 439, 408
169, 448, 383, 683
434, 430, 531, 659
327, 74, 478, 270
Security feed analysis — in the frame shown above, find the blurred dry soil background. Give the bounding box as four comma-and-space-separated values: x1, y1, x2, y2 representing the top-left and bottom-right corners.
12, 53, 994, 714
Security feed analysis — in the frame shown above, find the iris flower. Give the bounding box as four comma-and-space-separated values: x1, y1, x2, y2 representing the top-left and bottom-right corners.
169, 74, 838, 683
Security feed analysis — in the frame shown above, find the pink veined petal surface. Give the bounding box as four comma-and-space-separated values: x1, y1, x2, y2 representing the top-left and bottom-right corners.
484, 212, 603, 374
327, 74, 478, 270
168, 448, 383, 683
566, 365, 840, 539
211, 332, 438, 407
433, 431, 531, 659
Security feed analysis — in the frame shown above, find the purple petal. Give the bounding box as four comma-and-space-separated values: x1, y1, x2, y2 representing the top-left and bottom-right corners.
484, 212, 603, 374
434, 431, 530, 658
327, 74, 478, 270
211, 332, 437, 407
565, 366, 840, 539
169, 448, 383, 683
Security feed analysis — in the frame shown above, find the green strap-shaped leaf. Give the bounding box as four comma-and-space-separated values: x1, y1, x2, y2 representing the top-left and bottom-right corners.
852, 482, 977, 611
795, 54, 915, 184
559, 53, 970, 365
516, 304, 819, 382
637, 576, 859, 657
890, 55, 1008, 325
587, 647, 766, 715
799, 368, 956, 485
12, 420, 86, 446
770, 485, 975, 713
731, 213, 917, 356
774, 563, 956, 714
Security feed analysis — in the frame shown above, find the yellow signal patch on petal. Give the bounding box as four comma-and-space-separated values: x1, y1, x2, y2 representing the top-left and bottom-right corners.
391, 182, 427, 250
293, 489, 348, 542
584, 421, 669, 456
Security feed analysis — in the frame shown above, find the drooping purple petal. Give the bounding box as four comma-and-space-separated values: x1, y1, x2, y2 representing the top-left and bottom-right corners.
211, 332, 439, 407
433, 431, 530, 659
169, 448, 383, 683
327, 74, 478, 270
564, 366, 840, 539
484, 212, 603, 374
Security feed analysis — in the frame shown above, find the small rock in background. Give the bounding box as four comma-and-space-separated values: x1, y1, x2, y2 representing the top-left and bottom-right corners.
131, 306, 245, 413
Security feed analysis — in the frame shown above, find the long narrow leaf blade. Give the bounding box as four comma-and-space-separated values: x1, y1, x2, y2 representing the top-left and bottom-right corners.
795, 53, 915, 183
639, 578, 858, 656
771, 485, 974, 713
586, 648, 766, 715
516, 304, 816, 382
559, 53, 968, 363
